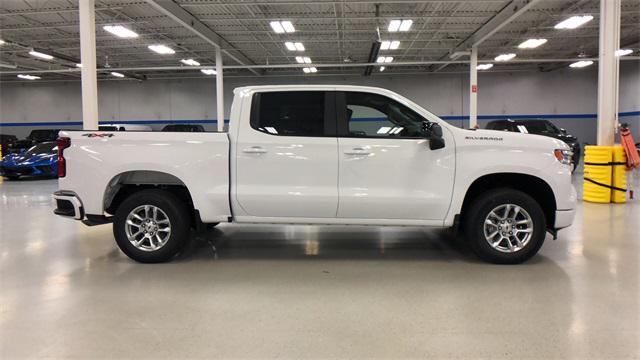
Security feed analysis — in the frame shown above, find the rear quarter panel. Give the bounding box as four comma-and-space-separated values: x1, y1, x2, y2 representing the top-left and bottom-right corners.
58, 130, 231, 222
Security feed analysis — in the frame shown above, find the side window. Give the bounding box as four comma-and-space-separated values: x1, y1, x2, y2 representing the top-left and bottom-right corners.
342, 92, 425, 138
251, 91, 328, 136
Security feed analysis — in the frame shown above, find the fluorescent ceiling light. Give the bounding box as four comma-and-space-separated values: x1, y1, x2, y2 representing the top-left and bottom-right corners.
379, 66, 385, 72
110, 72, 125, 78
270, 20, 295, 34
29, 50, 54, 60
554, 15, 593, 29
295, 56, 312, 64
476, 63, 493, 70
569, 60, 593, 68
103, 25, 139, 38
388, 19, 412, 32
201, 69, 217, 75
518, 38, 547, 49
615, 49, 633, 57
281, 21, 295, 33
75, 63, 82, 68
376, 56, 393, 63
302, 67, 317, 73
0, 39, 5, 45
380, 40, 400, 50
180, 58, 200, 66
148, 44, 175, 54
17, 74, 40, 80
285, 42, 304, 51
495, 53, 516, 61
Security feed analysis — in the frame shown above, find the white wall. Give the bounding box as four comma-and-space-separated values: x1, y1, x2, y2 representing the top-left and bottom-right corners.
1, 62, 639, 144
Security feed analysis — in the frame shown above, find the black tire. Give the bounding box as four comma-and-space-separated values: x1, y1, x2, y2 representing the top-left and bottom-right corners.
464, 188, 546, 264
205, 223, 220, 231
113, 189, 190, 263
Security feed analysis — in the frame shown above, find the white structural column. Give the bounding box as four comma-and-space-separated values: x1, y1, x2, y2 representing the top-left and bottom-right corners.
469, 46, 478, 129
596, 0, 621, 145
215, 46, 224, 132
78, 0, 99, 130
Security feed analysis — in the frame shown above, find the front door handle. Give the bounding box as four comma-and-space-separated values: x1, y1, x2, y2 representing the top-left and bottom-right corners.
243, 146, 268, 154
344, 147, 371, 156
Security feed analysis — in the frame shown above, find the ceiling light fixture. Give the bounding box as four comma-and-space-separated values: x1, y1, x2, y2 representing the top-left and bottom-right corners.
615, 49, 633, 57
554, 15, 593, 29
285, 42, 305, 51
201, 69, 217, 75
388, 19, 412, 32
110, 72, 125, 78
302, 67, 317, 73
379, 66, 385, 72
569, 60, 593, 68
295, 56, 312, 64
376, 56, 394, 63
476, 63, 494, 70
17, 74, 40, 80
148, 44, 175, 54
495, 53, 516, 61
76, 63, 82, 68
103, 25, 139, 38
270, 20, 295, 34
518, 38, 548, 49
0, 39, 5, 45
180, 58, 200, 66
29, 50, 54, 60
380, 41, 400, 50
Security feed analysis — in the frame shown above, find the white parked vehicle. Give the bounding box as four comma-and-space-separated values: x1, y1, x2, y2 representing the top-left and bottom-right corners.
53, 85, 576, 264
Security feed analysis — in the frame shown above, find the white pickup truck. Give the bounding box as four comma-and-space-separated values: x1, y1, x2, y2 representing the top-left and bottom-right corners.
53, 85, 576, 264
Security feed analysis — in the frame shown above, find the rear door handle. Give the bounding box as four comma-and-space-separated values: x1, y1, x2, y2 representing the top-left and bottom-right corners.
344, 147, 371, 156
243, 146, 268, 154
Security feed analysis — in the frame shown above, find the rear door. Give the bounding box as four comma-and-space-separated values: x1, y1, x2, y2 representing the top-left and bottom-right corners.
234, 90, 339, 218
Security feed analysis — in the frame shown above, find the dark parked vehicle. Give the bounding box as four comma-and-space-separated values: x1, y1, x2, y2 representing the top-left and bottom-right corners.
11, 129, 61, 152
0, 134, 18, 156
486, 119, 581, 170
0, 141, 58, 180
161, 124, 205, 132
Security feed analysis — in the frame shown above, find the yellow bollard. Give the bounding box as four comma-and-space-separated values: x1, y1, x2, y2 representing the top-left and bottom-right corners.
611, 145, 627, 203
583, 146, 614, 203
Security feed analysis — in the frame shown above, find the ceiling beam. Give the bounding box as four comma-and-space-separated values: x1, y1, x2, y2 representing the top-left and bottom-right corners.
144, 0, 262, 76
434, 0, 540, 72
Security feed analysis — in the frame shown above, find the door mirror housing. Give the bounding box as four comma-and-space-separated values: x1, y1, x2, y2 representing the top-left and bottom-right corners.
421, 121, 445, 150
560, 128, 567, 135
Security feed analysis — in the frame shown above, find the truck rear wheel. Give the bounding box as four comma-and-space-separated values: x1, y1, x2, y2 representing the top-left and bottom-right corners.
113, 189, 190, 263
464, 188, 546, 264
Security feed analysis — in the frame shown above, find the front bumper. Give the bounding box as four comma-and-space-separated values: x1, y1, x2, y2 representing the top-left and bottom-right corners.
53, 190, 84, 220
554, 209, 575, 229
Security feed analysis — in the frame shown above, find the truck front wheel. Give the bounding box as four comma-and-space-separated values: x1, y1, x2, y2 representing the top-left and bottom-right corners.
464, 189, 546, 264
113, 189, 190, 263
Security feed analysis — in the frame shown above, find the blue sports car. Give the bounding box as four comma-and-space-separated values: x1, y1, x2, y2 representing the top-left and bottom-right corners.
0, 141, 58, 180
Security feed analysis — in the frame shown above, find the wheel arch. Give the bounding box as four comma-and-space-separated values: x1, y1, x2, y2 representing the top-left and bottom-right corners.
459, 173, 557, 229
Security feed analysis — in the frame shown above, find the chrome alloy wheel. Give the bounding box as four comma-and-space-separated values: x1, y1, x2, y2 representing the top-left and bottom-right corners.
125, 205, 172, 252
483, 204, 534, 253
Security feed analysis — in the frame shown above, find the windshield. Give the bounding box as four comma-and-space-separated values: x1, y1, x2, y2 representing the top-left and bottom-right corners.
29, 130, 58, 141
25, 142, 57, 156
98, 126, 119, 131
519, 120, 559, 135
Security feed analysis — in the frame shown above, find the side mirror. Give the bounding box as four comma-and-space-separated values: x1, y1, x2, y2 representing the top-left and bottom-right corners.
421, 121, 445, 150
560, 128, 567, 135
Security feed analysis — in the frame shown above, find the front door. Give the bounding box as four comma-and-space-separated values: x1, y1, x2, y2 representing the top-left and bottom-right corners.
235, 90, 339, 218
336, 91, 455, 221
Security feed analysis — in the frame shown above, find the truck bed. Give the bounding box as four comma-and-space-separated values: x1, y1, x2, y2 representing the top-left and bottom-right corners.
58, 130, 231, 222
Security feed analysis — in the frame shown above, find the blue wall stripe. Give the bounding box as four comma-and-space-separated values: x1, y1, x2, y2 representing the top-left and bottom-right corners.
0, 111, 638, 127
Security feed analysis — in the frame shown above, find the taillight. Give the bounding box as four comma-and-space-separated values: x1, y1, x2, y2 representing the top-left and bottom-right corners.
57, 137, 71, 178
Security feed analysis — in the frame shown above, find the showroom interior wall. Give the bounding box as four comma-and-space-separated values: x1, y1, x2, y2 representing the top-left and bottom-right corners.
1, 62, 638, 143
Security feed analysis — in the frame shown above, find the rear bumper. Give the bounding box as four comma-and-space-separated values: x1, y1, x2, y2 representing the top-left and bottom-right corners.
53, 190, 84, 220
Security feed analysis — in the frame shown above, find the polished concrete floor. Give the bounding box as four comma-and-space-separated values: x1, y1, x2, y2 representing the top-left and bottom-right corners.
1, 176, 638, 359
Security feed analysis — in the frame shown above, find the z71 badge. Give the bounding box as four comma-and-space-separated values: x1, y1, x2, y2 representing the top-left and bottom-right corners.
82, 133, 114, 138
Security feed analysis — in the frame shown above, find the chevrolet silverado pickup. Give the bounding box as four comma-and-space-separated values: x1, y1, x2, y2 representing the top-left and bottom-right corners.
53, 85, 577, 264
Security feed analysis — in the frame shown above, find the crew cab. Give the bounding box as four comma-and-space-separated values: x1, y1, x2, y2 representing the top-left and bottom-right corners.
53, 85, 576, 264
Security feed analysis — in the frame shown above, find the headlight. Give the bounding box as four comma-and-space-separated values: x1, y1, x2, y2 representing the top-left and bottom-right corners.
554, 149, 573, 165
